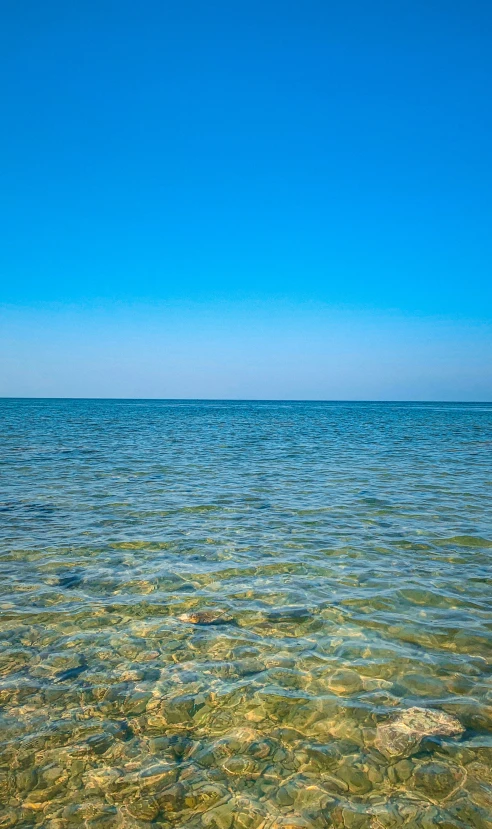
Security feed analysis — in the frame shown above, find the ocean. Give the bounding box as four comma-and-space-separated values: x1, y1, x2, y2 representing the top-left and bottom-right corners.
1, 399, 491, 828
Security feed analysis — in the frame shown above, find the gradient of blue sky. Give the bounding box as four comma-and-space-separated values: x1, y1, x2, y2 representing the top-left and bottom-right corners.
1, 0, 491, 398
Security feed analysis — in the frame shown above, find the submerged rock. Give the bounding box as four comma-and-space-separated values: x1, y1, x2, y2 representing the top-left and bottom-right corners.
179, 610, 234, 625
184, 781, 230, 812
327, 669, 363, 696
337, 762, 373, 794
125, 795, 160, 821
230, 795, 266, 829
411, 761, 465, 801
222, 755, 261, 778
202, 802, 235, 829
161, 692, 205, 724
374, 707, 464, 757
154, 781, 185, 813
264, 606, 312, 622
268, 818, 312, 829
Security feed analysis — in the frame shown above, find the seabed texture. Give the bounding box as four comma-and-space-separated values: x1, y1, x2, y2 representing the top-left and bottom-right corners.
0, 400, 491, 829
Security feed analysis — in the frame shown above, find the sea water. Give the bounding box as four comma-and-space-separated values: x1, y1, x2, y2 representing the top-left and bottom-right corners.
0, 400, 491, 829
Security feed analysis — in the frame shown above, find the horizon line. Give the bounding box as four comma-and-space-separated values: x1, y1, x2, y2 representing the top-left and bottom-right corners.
1, 397, 491, 405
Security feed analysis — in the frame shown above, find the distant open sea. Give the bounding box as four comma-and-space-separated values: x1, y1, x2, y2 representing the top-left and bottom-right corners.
1, 399, 491, 829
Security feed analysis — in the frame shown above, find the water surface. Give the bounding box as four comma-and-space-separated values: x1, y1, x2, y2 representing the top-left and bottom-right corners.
1, 400, 491, 829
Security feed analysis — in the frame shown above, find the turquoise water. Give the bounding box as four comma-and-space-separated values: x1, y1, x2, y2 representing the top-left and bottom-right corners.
0, 400, 491, 829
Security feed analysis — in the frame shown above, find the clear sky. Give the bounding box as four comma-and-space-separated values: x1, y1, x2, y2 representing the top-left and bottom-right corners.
1, 0, 491, 399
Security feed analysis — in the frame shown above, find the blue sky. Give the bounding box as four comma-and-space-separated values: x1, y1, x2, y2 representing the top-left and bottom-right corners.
1, 0, 491, 398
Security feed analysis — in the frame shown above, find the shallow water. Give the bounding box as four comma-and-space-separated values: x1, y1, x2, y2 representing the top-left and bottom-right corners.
1, 399, 491, 829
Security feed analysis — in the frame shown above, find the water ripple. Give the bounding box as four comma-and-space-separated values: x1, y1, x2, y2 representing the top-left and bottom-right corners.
0, 400, 491, 829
